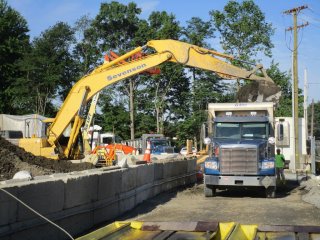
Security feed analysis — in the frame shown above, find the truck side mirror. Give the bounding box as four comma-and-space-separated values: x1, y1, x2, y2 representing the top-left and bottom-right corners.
268, 137, 275, 145
201, 122, 213, 138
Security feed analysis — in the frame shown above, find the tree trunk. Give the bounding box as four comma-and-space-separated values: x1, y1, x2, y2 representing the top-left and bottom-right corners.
159, 109, 164, 134
156, 106, 160, 133
129, 79, 135, 140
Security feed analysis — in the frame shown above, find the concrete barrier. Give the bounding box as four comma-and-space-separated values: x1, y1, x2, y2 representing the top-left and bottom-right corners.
0, 157, 197, 240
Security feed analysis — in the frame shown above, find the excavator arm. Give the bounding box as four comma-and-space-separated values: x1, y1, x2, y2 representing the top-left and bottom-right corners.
20, 39, 280, 159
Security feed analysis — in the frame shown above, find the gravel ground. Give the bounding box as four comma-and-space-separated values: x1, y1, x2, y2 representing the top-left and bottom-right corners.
119, 172, 320, 226
301, 175, 320, 208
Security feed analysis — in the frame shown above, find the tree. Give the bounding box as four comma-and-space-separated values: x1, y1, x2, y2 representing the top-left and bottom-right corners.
210, 0, 275, 97
0, 0, 29, 114
138, 11, 187, 134
90, 1, 144, 140
210, 0, 274, 61
73, 15, 100, 75
267, 62, 292, 117
12, 22, 78, 116
266, 61, 304, 117
98, 89, 131, 140
182, 17, 213, 48
180, 17, 230, 149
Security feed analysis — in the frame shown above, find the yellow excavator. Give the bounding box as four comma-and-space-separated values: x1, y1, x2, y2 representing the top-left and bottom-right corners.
19, 39, 281, 160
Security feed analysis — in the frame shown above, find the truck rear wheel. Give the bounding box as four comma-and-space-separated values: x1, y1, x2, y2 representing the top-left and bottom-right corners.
204, 184, 216, 197
266, 186, 276, 198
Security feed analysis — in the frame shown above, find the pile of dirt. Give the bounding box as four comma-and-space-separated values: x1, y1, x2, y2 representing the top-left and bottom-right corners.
236, 81, 281, 103
0, 137, 94, 181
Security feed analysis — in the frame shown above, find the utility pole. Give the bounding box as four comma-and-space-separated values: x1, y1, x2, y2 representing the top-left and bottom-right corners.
311, 99, 314, 138
284, 5, 309, 170
304, 68, 308, 140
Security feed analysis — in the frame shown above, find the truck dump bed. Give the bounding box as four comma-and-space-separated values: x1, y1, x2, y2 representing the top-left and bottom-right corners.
76, 221, 320, 240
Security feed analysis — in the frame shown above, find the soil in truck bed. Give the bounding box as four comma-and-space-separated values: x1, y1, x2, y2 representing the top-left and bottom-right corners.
0, 137, 94, 181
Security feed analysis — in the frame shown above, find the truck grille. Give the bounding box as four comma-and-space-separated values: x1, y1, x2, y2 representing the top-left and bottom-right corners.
220, 148, 258, 174
163, 147, 174, 154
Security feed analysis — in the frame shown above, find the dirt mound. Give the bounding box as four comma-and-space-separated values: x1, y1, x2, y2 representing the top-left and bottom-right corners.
0, 137, 94, 181
237, 81, 281, 103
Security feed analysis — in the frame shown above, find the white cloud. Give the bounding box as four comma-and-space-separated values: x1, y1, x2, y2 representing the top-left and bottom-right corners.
139, 1, 160, 16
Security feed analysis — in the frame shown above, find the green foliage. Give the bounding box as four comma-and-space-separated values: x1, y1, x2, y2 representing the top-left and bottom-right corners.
148, 11, 181, 40
87, 1, 146, 140
180, 16, 228, 148
210, 0, 274, 61
182, 17, 214, 47
12, 22, 78, 116
135, 113, 157, 136
73, 15, 100, 75
1, 0, 310, 147
98, 90, 131, 140
266, 61, 303, 117
0, 0, 29, 114
91, 1, 142, 51
267, 61, 291, 96
141, 63, 189, 119
267, 61, 292, 117
139, 12, 187, 134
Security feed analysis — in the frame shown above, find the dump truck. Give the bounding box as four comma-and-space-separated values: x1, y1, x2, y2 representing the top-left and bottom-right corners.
203, 102, 277, 198
121, 134, 174, 155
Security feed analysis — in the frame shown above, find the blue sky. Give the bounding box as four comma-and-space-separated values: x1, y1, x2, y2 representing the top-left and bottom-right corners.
7, 0, 320, 103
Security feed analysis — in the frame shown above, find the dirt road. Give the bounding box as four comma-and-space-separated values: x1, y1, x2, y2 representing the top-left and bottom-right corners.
120, 177, 320, 226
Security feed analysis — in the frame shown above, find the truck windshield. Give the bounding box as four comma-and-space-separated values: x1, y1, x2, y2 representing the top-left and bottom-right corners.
214, 122, 268, 139
102, 137, 113, 144
215, 123, 240, 139
241, 123, 268, 139
151, 140, 169, 147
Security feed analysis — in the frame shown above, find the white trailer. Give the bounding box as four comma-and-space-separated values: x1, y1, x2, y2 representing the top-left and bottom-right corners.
275, 117, 308, 171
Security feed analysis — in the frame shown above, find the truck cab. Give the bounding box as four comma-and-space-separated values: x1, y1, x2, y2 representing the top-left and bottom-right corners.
203, 102, 277, 198
149, 138, 174, 155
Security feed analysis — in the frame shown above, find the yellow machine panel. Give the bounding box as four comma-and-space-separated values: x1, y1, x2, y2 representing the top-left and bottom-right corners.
19, 138, 59, 160
76, 221, 320, 240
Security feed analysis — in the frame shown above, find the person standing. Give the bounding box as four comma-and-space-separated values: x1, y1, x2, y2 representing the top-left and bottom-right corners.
275, 148, 286, 184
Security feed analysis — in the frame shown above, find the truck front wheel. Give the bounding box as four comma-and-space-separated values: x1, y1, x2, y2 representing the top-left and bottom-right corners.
204, 184, 216, 197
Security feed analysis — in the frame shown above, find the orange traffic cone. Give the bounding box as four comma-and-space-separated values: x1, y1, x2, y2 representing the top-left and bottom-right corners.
143, 141, 151, 163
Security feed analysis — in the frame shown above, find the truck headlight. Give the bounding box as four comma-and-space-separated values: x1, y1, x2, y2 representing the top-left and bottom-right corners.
262, 161, 274, 169
205, 161, 218, 170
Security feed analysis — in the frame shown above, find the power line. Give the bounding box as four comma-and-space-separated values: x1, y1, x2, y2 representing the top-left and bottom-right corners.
284, 25, 305, 52
307, 6, 320, 18
301, 12, 320, 23
308, 23, 320, 29
299, 13, 320, 29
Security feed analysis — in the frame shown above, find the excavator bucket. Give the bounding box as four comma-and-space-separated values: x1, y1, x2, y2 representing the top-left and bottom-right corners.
237, 81, 281, 103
